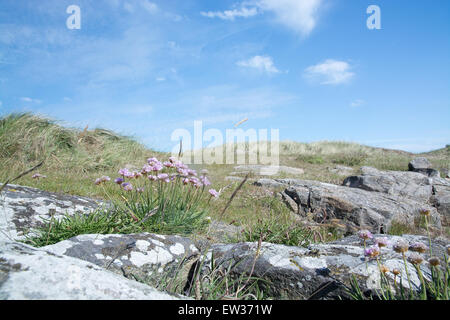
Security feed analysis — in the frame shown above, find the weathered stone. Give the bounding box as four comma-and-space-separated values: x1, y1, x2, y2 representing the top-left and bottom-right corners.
343, 166, 433, 202
254, 178, 324, 189
430, 178, 450, 225
277, 191, 300, 214
205, 220, 243, 243
409, 157, 432, 171
42, 233, 200, 287
408, 158, 440, 177
203, 235, 449, 300
0, 184, 104, 241
0, 239, 186, 300
255, 178, 441, 234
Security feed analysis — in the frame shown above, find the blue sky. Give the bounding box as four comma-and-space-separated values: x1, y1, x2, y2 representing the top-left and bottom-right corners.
0, 0, 449, 153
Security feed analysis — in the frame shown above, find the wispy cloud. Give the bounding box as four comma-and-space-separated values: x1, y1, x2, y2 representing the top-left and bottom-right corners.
112, 0, 158, 14
201, 6, 259, 21
304, 59, 355, 85
20, 97, 42, 104
237, 55, 280, 73
201, 0, 324, 36
350, 99, 365, 107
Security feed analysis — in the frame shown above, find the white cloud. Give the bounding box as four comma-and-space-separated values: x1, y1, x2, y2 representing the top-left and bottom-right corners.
141, 0, 158, 14
350, 99, 365, 107
201, 7, 259, 21
20, 97, 42, 104
304, 59, 355, 85
258, 0, 323, 36
156, 77, 166, 82
237, 55, 280, 73
201, 0, 323, 36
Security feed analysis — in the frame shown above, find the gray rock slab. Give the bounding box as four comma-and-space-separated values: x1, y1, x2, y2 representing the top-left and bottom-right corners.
0, 239, 187, 300
0, 184, 104, 241
42, 233, 200, 286
255, 178, 441, 234
342, 166, 433, 202
204, 235, 449, 300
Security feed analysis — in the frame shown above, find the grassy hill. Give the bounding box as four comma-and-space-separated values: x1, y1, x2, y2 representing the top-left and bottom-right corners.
0, 113, 165, 198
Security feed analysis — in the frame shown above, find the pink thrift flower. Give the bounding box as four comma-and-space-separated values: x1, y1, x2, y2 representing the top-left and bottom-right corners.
375, 237, 389, 248
163, 161, 175, 168
147, 157, 159, 164
364, 246, 380, 259
152, 163, 163, 172
358, 230, 373, 241
118, 168, 131, 177
142, 164, 152, 173
208, 189, 219, 198
200, 176, 211, 186
409, 242, 428, 253
175, 161, 188, 170
122, 183, 133, 191
157, 173, 170, 183
187, 169, 197, 176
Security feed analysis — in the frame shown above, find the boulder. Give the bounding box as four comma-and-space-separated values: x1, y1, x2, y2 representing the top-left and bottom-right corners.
409, 157, 432, 171
0, 184, 103, 241
255, 178, 441, 234
430, 178, 450, 225
203, 234, 449, 300
408, 158, 440, 178
342, 166, 433, 202
42, 233, 200, 288
0, 239, 186, 300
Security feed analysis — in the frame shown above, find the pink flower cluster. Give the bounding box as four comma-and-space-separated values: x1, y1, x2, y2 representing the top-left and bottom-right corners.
94, 156, 219, 197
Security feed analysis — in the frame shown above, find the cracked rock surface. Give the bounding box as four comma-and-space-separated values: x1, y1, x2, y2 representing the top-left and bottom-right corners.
0, 239, 186, 300
204, 234, 449, 300
0, 184, 103, 241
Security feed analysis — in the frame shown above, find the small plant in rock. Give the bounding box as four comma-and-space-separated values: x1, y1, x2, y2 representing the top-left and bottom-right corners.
24, 157, 219, 246
347, 236, 450, 300
95, 157, 219, 234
